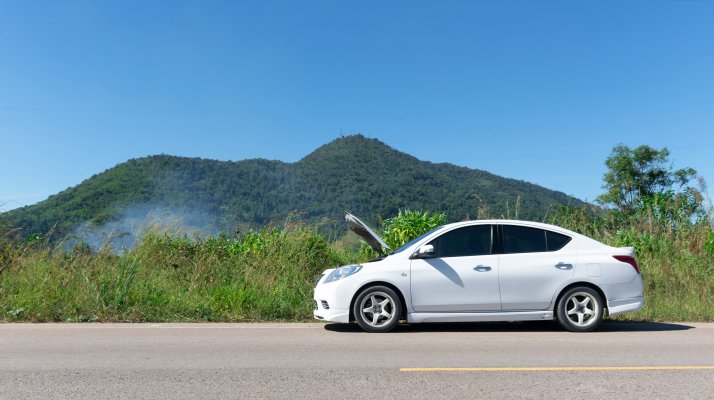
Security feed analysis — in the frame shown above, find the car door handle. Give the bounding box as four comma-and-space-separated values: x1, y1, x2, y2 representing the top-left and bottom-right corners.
555, 262, 573, 270
474, 265, 492, 272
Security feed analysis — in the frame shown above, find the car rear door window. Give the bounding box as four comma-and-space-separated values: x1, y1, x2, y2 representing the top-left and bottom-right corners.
502, 225, 547, 254
430, 225, 492, 258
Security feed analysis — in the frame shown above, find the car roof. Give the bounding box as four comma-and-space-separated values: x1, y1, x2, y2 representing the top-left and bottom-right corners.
438, 219, 580, 237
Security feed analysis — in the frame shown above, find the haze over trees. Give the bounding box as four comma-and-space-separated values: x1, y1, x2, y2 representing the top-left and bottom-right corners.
1, 135, 582, 241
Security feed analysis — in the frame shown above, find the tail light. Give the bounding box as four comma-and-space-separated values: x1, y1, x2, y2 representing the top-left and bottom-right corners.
613, 255, 640, 274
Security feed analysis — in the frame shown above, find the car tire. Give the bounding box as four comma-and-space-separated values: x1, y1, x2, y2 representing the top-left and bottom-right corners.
353, 286, 402, 333
556, 286, 604, 332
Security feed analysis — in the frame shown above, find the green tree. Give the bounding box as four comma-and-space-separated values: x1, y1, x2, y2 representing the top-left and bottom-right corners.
597, 145, 697, 213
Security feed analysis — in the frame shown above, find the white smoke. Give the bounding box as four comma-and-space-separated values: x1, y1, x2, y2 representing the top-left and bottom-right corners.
67, 204, 226, 252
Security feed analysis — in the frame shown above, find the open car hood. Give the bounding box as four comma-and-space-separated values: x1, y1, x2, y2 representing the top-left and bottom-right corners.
345, 212, 391, 257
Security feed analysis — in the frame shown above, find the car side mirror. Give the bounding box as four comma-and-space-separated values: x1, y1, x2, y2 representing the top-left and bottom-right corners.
413, 244, 435, 259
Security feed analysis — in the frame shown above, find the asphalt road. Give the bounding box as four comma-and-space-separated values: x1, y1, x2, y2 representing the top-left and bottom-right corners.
1, 321, 713, 399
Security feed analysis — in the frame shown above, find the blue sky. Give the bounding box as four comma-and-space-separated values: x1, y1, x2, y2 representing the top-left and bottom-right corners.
1, 1, 713, 211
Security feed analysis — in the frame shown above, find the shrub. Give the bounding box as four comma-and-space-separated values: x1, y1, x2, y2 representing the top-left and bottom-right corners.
381, 210, 446, 250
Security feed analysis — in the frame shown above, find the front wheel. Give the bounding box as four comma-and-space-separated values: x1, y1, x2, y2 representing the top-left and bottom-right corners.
353, 286, 402, 333
556, 287, 604, 332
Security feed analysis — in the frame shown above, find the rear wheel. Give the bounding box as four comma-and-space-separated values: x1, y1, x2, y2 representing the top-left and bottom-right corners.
353, 286, 401, 333
556, 286, 603, 332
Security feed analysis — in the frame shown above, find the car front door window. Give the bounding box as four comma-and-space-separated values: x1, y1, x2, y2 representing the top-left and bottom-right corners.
431, 225, 491, 257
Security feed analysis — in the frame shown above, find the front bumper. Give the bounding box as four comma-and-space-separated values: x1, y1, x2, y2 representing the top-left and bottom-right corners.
312, 277, 356, 324
313, 306, 350, 323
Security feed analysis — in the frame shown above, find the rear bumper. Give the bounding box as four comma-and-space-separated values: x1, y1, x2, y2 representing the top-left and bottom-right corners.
607, 296, 645, 316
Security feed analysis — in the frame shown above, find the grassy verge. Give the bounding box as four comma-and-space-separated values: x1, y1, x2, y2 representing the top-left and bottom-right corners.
1, 212, 712, 322
0, 224, 358, 322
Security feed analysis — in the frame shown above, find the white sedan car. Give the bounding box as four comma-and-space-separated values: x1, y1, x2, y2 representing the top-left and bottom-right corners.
313, 213, 644, 332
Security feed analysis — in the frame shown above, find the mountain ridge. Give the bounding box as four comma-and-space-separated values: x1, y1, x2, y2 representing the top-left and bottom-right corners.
3, 135, 584, 239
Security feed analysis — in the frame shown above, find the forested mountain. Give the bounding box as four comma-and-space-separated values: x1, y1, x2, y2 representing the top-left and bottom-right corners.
3, 135, 583, 238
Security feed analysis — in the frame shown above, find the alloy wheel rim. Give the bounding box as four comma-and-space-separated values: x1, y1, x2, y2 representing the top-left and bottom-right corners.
359, 292, 396, 327
565, 292, 599, 327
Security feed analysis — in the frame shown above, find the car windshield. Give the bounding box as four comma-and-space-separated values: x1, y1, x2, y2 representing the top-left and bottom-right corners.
392, 226, 444, 254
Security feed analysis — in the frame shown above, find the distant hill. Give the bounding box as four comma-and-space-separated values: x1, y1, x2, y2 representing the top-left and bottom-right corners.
2, 135, 583, 240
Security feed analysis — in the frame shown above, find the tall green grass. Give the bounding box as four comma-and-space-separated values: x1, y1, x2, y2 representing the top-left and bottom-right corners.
0, 224, 358, 322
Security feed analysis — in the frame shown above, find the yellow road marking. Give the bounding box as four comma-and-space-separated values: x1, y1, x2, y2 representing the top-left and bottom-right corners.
400, 366, 714, 372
